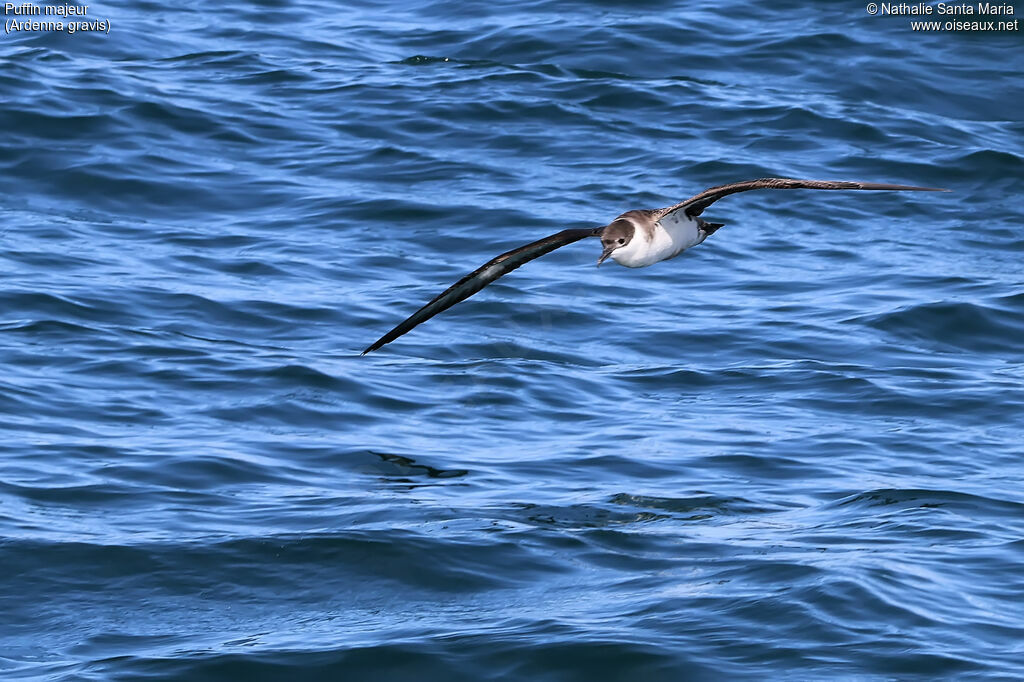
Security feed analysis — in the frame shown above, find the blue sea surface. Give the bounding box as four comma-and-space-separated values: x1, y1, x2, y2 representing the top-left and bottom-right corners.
2, 1, 1023, 679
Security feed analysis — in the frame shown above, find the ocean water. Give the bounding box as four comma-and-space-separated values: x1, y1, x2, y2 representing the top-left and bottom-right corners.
2, 0, 1023, 679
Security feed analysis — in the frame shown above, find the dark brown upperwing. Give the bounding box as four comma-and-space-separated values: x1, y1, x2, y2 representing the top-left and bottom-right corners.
654, 178, 949, 220
363, 227, 600, 354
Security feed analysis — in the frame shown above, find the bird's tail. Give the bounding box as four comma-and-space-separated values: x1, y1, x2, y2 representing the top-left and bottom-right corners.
699, 219, 725, 237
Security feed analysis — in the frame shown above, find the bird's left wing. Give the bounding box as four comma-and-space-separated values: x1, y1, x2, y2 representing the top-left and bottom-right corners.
654, 177, 949, 220
363, 226, 600, 354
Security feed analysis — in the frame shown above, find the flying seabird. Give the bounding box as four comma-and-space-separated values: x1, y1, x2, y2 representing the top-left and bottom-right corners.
363, 177, 947, 354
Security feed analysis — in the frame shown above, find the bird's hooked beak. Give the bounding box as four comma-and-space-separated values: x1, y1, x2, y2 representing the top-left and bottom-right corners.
597, 242, 615, 267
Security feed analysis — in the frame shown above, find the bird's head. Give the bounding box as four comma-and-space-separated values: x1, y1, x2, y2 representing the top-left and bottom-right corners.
597, 219, 634, 266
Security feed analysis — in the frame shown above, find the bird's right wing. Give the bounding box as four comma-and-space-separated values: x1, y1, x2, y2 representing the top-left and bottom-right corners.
363, 226, 601, 354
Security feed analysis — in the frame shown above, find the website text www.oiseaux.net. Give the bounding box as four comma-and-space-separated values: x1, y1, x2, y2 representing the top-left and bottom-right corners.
866, 2, 1020, 31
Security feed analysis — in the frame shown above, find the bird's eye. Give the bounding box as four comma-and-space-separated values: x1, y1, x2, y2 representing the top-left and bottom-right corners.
617, 238, 625, 244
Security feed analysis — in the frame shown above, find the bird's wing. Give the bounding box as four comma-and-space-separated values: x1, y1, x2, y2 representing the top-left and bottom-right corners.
363, 227, 600, 354
653, 177, 949, 220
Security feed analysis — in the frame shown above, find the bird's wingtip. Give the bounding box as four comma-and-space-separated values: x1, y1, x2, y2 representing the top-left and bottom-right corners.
884, 183, 950, 192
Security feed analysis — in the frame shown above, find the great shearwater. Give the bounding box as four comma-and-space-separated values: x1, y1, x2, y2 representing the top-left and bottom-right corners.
363, 177, 947, 354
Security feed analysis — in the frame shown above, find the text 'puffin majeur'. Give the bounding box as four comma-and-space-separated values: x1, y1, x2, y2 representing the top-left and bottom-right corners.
4, 3, 110, 34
